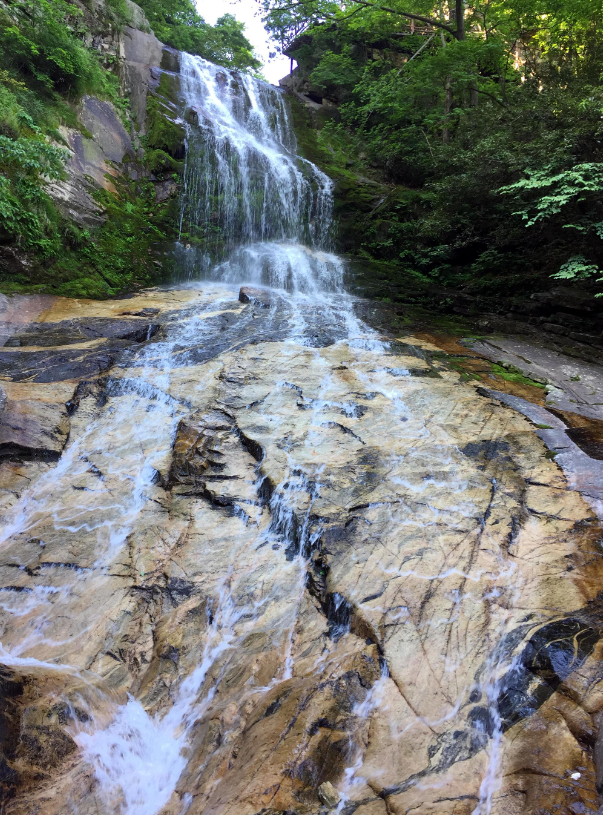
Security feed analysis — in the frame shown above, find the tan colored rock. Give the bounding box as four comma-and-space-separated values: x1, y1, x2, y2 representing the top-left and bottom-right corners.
0, 381, 73, 459
318, 781, 340, 808
1, 286, 602, 815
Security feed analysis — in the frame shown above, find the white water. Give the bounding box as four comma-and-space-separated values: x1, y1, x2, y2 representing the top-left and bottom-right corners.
69, 57, 385, 815
178, 53, 334, 272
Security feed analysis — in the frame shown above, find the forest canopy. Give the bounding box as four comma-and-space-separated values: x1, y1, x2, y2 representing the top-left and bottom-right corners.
261, 0, 603, 299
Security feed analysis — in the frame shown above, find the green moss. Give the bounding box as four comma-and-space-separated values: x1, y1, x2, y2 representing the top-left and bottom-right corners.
157, 71, 180, 106
0, 173, 181, 299
435, 355, 548, 389
144, 96, 186, 157
490, 363, 546, 389
146, 148, 183, 174
287, 95, 332, 168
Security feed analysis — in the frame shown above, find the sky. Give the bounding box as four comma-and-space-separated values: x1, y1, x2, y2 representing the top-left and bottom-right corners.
197, 0, 294, 84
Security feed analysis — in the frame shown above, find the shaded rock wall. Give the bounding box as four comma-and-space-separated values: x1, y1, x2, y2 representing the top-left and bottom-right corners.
48, 1, 183, 229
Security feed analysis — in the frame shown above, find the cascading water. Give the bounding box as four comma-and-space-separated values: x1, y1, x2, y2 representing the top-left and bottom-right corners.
177, 53, 334, 275
0, 51, 589, 815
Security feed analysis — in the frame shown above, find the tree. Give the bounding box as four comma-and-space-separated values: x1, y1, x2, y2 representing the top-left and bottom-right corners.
262, 0, 467, 50
135, 0, 261, 71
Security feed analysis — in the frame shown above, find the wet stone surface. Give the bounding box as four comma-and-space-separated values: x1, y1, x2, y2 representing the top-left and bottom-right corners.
3, 317, 160, 348
0, 284, 602, 815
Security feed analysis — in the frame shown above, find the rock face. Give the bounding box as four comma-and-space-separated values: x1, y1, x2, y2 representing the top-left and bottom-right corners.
31, 0, 183, 246
238, 286, 272, 307
46, 1, 169, 228
1, 285, 603, 815
0, 0, 186, 294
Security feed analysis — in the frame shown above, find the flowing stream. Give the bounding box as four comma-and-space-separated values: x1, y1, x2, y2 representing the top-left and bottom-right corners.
0, 53, 600, 815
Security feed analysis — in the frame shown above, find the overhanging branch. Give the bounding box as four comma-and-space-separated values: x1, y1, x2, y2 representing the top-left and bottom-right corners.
350, 0, 457, 37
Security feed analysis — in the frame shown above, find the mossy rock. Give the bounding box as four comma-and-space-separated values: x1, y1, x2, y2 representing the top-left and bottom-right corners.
160, 47, 180, 75
156, 70, 181, 106
146, 148, 183, 174
145, 95, 185, 159
287, 94, 332, 169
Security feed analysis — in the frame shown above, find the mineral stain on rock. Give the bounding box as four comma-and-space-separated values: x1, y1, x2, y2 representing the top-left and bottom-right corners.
497, 618, 600, 732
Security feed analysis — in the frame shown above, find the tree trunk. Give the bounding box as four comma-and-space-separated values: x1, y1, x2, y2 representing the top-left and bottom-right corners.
443, 75, 453, 143
470, 78, 479, 107
455, 0, 465, 40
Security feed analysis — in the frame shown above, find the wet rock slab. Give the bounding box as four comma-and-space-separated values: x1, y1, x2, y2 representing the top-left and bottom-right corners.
0, 285, 602, 815
0, 315, 161, 383
3, 317, 160, 348
468, 335, 603, 422
0, 382, 73, 461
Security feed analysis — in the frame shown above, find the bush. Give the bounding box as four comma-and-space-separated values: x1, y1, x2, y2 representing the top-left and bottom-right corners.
0, 133, 67, 252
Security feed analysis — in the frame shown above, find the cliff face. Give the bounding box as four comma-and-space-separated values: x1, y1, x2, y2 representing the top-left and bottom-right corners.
50, 3, 166, 227
0, 0, 185, 298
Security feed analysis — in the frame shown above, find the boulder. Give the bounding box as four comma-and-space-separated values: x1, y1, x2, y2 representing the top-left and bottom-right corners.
318, 781, 341, 808
238, 286, 272, 308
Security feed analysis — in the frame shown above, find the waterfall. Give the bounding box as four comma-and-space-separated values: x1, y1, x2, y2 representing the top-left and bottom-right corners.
177, 54, 334, 275
71, 56, 384, 815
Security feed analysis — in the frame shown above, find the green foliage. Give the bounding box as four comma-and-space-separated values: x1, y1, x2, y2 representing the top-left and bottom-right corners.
310, 47, 363, 96
0, 0, 135, 266
0, 174, 59, 256
271, 0, 603, 306
0, 131, 68, 252
135, 0, 261, 71
552, 256, 603, 296
0, 0, 111, 96
146, 148, 182, 173
1, 176, 177, 298
553, 256, 601, 281
500, 164, 603, 226
0, 0, 181, 298
0, 135, 67, 176
50, 178, 175, 297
